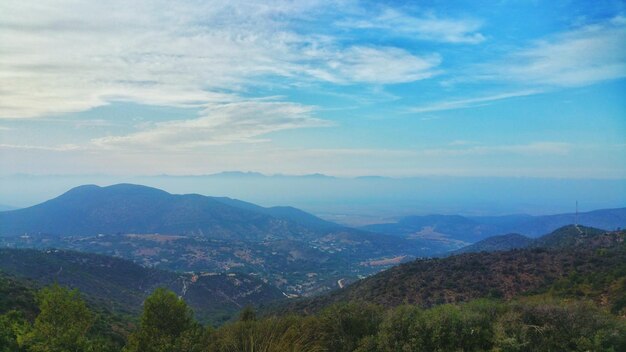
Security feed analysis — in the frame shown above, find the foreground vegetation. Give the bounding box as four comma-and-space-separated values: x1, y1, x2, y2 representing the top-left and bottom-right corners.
1, 283, 625, 352
2, 228, 624, 351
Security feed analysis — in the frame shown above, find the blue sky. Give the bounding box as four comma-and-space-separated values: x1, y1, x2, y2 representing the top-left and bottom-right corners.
0, 0, 625, 178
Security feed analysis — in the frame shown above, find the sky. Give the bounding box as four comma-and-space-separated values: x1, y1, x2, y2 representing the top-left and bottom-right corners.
0, 0, 625, 179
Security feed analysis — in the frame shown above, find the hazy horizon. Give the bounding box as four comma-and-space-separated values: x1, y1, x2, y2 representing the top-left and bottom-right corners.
1, 1, 625, 223
2, 173, 624, 226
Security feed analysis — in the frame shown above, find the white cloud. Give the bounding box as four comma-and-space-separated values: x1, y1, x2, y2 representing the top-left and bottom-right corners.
339, 8, 485, 44
483, 16, 626, 87
91, 101, 331, 150
310, 46, 441, 84
0, 0, 442, 119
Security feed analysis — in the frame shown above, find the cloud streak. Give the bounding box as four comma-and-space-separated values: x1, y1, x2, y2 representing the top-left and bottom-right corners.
408, 89, 542, 113
91, 101, 331, 150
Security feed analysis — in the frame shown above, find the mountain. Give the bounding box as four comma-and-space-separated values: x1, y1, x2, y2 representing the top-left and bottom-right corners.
531, 224, 608, 249
0, 183, 382, 241
0, 248, 284, 325
0, 184, 428, 296
452, 233, 532, 254
0, 184, 318, 240
362, 208, 626, 246
283, 227, 626, 313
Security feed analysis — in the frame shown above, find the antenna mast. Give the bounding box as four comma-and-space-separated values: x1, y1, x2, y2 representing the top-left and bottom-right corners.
575, 200, 578, 227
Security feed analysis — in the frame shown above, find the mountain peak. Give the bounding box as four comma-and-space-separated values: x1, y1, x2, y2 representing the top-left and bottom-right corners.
0, 183, 342, 241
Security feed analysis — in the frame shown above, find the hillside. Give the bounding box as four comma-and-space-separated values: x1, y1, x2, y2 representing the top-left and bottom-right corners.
0, 248, 284, 325
283, 227, 626, 314
452, 233, 532, 254
0, 272, 37, 320
363, 208, 626, 245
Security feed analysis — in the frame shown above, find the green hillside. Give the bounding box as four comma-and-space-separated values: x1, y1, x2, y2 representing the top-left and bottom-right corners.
2, 228, 625, 351
282, 227, 626, 314
0, 248, 284, 325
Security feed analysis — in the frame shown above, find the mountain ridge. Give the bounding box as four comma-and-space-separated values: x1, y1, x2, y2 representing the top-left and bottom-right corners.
0, 183, 343, 240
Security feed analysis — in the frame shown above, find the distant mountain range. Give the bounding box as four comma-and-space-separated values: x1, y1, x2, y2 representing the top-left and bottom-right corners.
4, 174, 624, 225
283, 226, 626, 313
363, 208, 626, 244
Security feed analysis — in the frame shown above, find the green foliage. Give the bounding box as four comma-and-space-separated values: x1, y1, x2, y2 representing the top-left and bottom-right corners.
209, 315, 322, 352
359, 299, 502, 352
0, 273, 37, 320
314, 302, 383, 352
19, 284, 94, 352
123, 288, 209, 352
0, 284, 123, 352
3, 284, 626, 352
0, 310, 29, 352
546, 249, 626, 315
493, 299, 626, 352
238, 306, 257, 322
2, 229, 625, 352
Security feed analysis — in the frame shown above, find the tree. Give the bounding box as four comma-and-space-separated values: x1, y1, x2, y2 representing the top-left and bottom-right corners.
238, 306, 257, 322
20, 284, 94, 352
314, 302, 383, 352
0, 310, 29, 352
123, 288, 208, 352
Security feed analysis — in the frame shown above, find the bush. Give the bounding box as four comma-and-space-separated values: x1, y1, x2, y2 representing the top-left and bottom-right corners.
493, 299, 626, 352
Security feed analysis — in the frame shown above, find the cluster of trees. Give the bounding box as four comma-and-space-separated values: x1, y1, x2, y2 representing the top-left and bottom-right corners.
2, 285, 625, 352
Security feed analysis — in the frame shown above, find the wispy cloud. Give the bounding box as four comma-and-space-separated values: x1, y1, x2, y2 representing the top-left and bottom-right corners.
308, 46, 441, 84
479, 16, 626, 87
0, 0, 443, 119
338, 8, 485, 44
419, 142, 572, 157
408, 89, 542, 113
0, 143, 80, 151
91, 101, 331, 150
